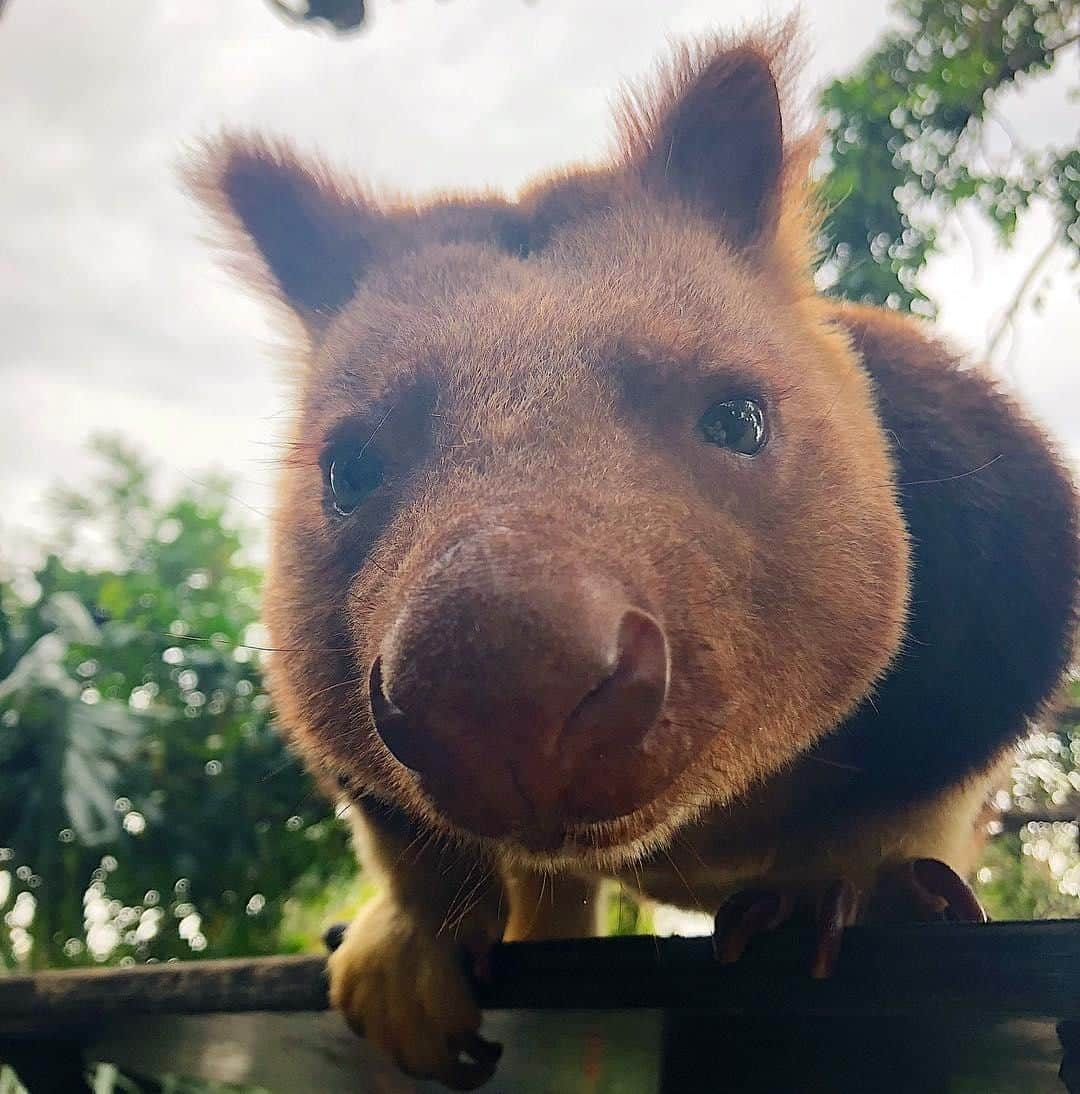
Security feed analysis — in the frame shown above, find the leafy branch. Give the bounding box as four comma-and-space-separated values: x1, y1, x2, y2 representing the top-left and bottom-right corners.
819, 0, 1079, 314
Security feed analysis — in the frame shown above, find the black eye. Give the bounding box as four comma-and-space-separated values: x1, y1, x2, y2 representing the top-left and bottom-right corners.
328, 448, 385, 514
698, 398, 767, 456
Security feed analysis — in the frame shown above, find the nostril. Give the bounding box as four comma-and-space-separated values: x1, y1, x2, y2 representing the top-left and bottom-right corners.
564, 608, 669, 748
369, 657, 426, 772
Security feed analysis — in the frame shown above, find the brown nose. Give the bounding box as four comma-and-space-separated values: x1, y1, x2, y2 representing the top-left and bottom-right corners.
368, 529, 670, 843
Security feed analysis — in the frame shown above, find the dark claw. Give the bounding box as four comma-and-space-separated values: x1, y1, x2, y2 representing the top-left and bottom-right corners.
449, 1030, 503, 1067
811, 878, 859, 979
912, 857, 988, 923
322, 922, 347, 952
713, 889, 792, 964
446, 1031, 503, 1090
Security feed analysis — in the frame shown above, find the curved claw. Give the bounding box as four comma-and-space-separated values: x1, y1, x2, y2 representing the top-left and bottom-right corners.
870, 857, 989, 924
713, 889, 793, 964
810, 878, 859, 979
912, 857, 988, 923
445, 1031, 503, 1091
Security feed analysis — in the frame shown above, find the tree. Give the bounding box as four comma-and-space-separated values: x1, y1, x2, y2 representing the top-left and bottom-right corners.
818, 0, 1079, 316
0, 438, 353, 970
974, 683, 1080, 920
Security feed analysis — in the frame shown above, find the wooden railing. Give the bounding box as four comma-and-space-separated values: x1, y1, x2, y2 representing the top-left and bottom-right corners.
2, 921, 1080, 1092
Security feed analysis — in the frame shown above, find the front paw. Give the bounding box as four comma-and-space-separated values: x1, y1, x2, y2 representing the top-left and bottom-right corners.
713, 879, 858, 978
713, 859, 986, 979
328, 893, 502, 1090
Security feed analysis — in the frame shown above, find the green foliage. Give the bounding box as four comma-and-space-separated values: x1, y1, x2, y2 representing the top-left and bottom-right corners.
0, 438, 352, 969
605, 883, 654, 937
975, 677, 1080, 920
818, 0, 1079, 312
976, 827, 1080, 919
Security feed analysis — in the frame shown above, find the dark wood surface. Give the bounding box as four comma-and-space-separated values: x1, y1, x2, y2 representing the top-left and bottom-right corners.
2, 920, 1079, 1031
2, 923, 1080, 1093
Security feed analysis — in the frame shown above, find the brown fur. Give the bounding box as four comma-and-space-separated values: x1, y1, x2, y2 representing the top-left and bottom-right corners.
191, 24, 1078, 1087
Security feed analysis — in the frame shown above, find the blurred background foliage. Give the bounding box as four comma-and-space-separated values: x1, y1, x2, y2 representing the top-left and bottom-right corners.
818, 0, 1079, 316
1, 0, 1078, 978
0, 438, 355, 969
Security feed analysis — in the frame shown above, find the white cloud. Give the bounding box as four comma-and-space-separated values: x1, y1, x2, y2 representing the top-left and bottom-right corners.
925, 203, 1080, 463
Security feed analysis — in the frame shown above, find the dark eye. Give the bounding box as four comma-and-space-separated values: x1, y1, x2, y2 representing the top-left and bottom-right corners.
698, 398, 767, 455
328, 447, 385, 514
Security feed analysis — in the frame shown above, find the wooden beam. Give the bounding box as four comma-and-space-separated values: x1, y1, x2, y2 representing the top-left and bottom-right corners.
2, 921, 1079, 1035
0, 954, 326, 1030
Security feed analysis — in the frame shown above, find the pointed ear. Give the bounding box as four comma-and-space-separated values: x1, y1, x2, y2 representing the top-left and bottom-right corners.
190, 137, 377, 334
628, 44, 785, 247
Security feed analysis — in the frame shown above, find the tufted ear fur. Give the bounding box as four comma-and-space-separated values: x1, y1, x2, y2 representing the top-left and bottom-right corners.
622, 41, 786, 248
190, 138, 380, 335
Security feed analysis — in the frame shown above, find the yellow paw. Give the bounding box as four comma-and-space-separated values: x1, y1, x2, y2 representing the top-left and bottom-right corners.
328, 894, 501, 1090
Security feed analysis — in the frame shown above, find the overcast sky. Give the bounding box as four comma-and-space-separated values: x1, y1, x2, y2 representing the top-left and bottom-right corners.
2, 0, 1077, 558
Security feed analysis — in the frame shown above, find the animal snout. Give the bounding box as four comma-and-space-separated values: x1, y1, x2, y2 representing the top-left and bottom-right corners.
367, 528, 671, 844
